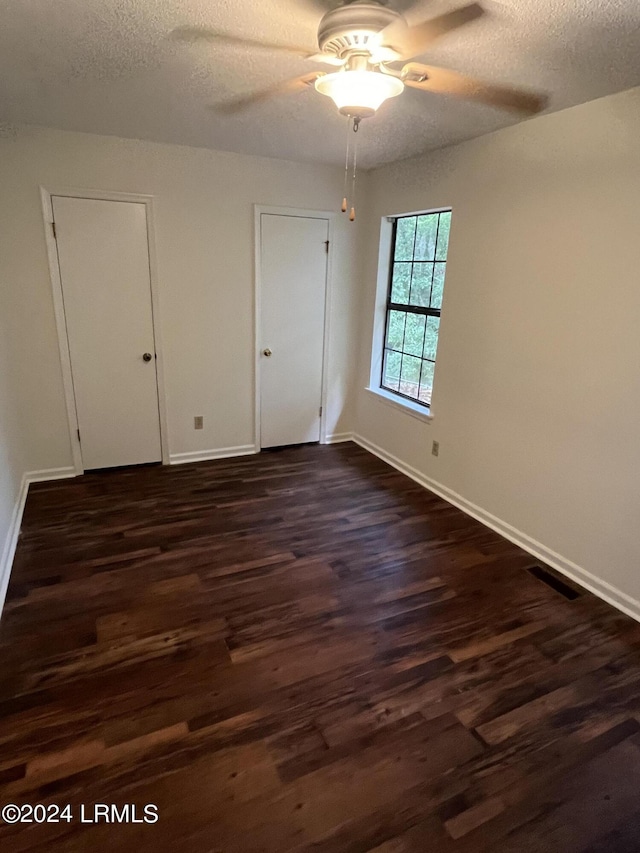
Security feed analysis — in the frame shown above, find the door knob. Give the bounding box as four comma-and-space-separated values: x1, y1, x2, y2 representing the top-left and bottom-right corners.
143, 352, 153, 362
262, 348, 272, 357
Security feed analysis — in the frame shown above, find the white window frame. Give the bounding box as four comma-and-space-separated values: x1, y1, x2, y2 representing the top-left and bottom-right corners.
367, 207, 451, 424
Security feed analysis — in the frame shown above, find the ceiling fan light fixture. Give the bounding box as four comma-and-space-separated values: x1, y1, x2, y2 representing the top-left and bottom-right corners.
315, 69, 404, 118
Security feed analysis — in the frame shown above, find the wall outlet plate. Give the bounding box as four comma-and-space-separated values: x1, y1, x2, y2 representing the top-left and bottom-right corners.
194, 416, 203, 430
432, 440, 439, 457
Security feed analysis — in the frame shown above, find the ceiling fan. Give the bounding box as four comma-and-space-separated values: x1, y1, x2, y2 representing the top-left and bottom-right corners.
172, 0, 547, 119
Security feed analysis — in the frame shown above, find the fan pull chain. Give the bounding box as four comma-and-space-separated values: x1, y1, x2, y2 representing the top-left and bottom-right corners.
341, 116, 351, 213
350, 116, 360, 222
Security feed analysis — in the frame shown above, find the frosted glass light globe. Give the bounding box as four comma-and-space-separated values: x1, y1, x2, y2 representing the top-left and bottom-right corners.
316, 70, 404, 117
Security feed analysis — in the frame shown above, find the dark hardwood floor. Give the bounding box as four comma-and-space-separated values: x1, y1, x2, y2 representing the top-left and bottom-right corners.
1, 441, 640, 851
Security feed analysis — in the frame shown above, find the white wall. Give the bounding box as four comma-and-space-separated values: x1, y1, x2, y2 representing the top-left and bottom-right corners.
0, 345, 27, 568
0, 126, 360, 478
355, 85, 640, 614
0, 254, 29, 598
5, 86, 640, 622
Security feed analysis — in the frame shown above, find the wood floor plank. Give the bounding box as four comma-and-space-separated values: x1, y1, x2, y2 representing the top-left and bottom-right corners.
0, 442, 639, 851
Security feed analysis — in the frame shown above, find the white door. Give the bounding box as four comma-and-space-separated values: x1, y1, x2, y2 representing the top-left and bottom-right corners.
259, 213, 329, 448
53, 196, 162, 470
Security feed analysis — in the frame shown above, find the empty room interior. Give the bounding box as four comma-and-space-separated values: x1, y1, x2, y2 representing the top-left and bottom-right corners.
2, 0, 640, 849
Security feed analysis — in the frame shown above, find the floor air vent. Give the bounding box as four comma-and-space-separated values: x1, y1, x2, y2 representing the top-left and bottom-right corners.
527, 565, 581, 600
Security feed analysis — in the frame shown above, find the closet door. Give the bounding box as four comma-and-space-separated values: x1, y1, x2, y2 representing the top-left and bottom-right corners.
53, 195, 162, 469
259, 213, 328, 448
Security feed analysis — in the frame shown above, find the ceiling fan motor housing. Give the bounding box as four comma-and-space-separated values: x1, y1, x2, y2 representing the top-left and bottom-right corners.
317, 0, 402, 58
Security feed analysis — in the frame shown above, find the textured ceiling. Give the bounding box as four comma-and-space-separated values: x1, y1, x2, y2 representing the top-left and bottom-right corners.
1, 0, 640, 168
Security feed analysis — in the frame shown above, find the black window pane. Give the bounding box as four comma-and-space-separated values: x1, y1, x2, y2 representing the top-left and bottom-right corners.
418, 360, 435, 405
386, 310, 406, 350
394, 216, 417, 261
423, 315, 440, 361
403, 313, 426, 357
391, 262, 411, 304
430, 263, 446, 309
414, 214, 439, 261
382, 349, 401, 391
435, 211, 451, 261
399, 354, 421, 398
409, 263, 433, 307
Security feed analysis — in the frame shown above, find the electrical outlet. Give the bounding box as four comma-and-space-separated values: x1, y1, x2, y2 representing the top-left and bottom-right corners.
431, 440, 439, 457
194, 416, 203, 430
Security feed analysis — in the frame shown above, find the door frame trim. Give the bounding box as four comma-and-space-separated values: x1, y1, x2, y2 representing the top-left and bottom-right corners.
253, 205, 335, 451
40, 186, 170, 474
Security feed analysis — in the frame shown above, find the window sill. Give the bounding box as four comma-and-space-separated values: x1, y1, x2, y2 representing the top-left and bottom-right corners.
364, 387, 434, 424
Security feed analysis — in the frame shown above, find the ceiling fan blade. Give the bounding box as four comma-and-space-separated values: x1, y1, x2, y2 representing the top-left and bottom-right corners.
171, 26, 315, 59
298, 0, 339, 12
403, 63, 547, 114
212, 72, 324, 115
377, 3, 485, 61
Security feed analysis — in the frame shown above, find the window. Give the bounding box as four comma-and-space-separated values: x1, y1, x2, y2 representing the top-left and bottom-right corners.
381, 209, 451, 408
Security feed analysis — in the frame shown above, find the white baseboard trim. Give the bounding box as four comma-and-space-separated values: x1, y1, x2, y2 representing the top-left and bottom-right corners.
353, 433, 640, 624
27, 466, 77, 483
169, 445, 258, 465
323, 432, 353, 444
